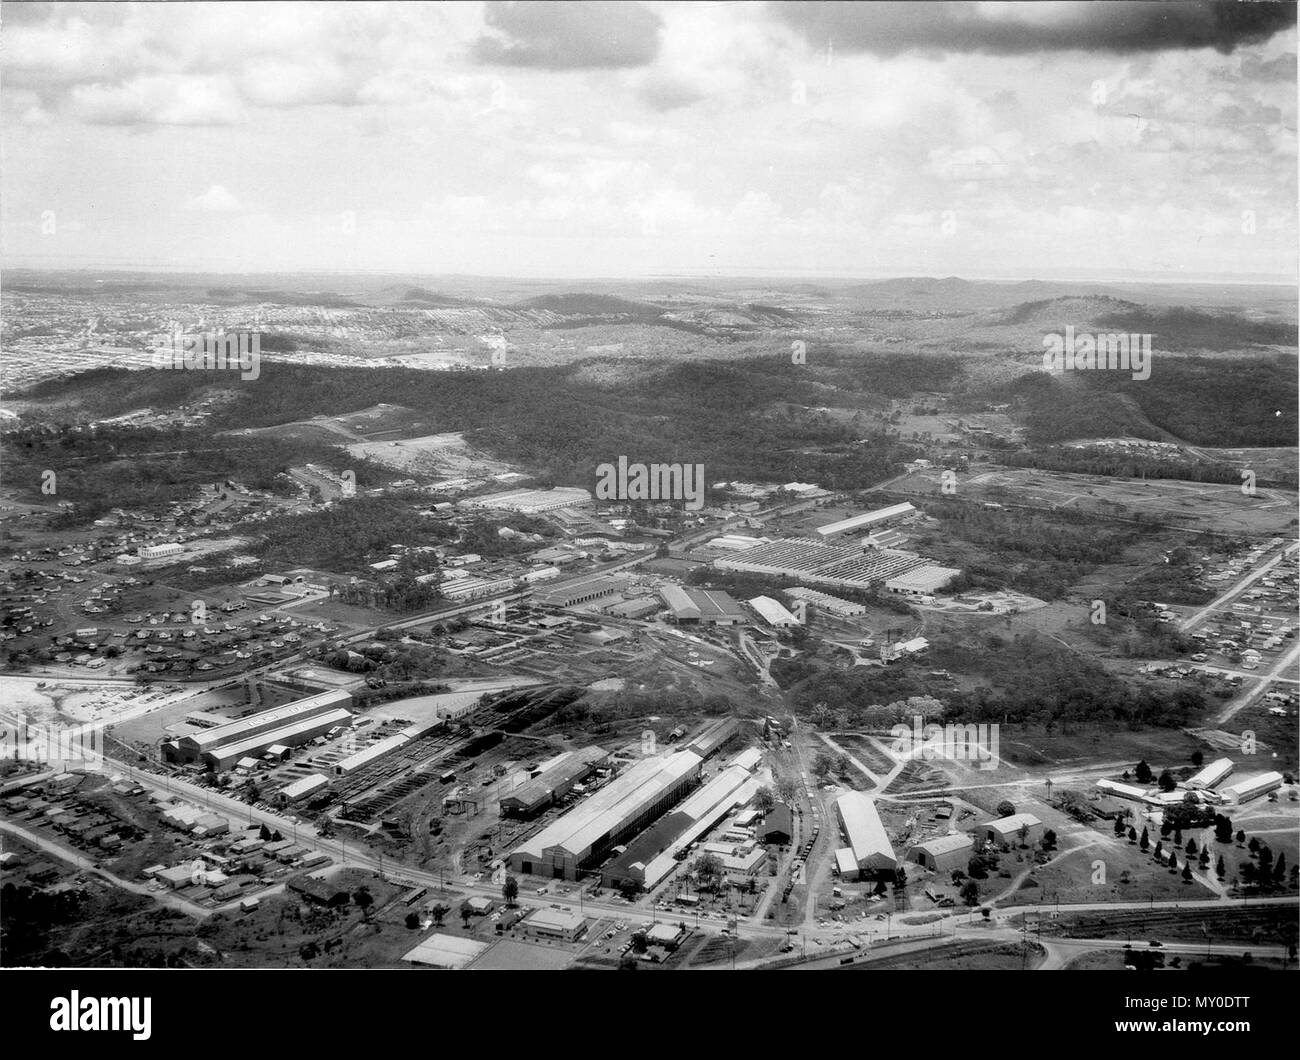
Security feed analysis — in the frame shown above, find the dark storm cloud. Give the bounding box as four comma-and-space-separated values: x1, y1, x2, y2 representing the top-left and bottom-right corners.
770, 1, 1298, 56
471, 1, 663, 69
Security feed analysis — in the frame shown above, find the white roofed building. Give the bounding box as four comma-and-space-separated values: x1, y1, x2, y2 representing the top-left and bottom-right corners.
747, 595, 801, 628
834, 791, 897, 879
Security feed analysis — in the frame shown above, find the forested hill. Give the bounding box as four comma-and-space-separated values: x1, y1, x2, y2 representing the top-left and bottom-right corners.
12, 354, 944, 490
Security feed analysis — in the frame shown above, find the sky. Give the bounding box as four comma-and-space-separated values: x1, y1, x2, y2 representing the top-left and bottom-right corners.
1, 0, 1296, 281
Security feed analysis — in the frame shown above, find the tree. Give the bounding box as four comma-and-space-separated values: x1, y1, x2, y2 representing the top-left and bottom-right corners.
1113, 816, 1126, 837
1214, 815, 1233, 844
959, 880, 980, 906
404, 912, 420, 929
812, 752, 834, 778
1215, 856, 1226, 879
1274, 853, 1287, 884
1128, 826, 1138, 843
1157, 770, 1176, 793
1198, 849, 1210, 871
1248, 837, 1261, 855
1135, 759, 1153, 784
1190, 750, 1204, 767
754, 786, 776, 815
1182, 863, 1193, 883
353, 887, 374, 920
1154, 840, 1164, 861
1185, 838, 1197, 856
894, 865, 908, 890
502, 874, 519, 907
1139, 827, 1150, 852
776, 777, 800, 806
429, 902, 449, 927
1236, 830, 1246, 845
1017, 823, 1030, 848
996, 800, 1016, 819
1041, 829, 1057, 852
698, 853, 723, 886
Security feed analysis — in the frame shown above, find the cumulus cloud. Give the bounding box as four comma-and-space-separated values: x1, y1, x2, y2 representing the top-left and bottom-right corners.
70, 75, 244, 125
183, 185, 242, 213
471, 1, 662, 69
771, 1, 1297, 57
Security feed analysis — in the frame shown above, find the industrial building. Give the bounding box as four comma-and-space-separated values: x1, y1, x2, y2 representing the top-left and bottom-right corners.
782, 586, 865, 618
280, 773, 330, 804
815, 503, 916, 538
715, 537, 944, 593
165, 690, 354, 770
1095, 778, 1149, 801
833, 791, 897, 879
139, 542, 185, 560
708, 534, 771, 552
884, 564, 961, 596
761, 804, 793, 845
980, 813, 1043, 849
685, 717, 740, 759
500, 746, 608, 818
747, 595, 801, 628
200, 706, 355, 771
523, 907, 589, 941
1217, 771, 1284, 805
603, 597, 661, 620
1186, 757, 1235, 791
534, 573, 632, 608
601, 758, 758, 892
862, 528, 909, 549
459, 487, 592, 514
508, 750, 703, 880
907, 832, 974, 874
658, 585, 747, 625
333, 718, 445, 776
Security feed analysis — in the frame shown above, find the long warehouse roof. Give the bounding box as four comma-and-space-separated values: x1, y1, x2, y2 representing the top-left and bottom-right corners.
504, 746, 608, 809
205, 707, 353, 763
183, 689, 352, 750
815, 503, 915, 537
514, 751, 701, 861
835, 791, 895, 867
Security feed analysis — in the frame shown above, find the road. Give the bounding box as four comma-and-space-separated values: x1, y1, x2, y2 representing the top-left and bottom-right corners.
1180, 541, 1298, 633
0, 818, 212, 919
1214, 639, 1300, 725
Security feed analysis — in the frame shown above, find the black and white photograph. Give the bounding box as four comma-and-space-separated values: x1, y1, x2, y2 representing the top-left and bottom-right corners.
0, 0, 1297, 1009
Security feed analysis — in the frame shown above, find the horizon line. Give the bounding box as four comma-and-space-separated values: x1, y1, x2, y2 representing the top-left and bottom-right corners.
3, 263, 1297, 289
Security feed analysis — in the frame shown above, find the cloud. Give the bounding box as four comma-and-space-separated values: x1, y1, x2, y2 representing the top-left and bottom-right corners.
471, 1, 662, 69
183, 185, 242, 213
637, 73, 709, 112
771, 1, 1298, 57
69, 75, 244, 125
